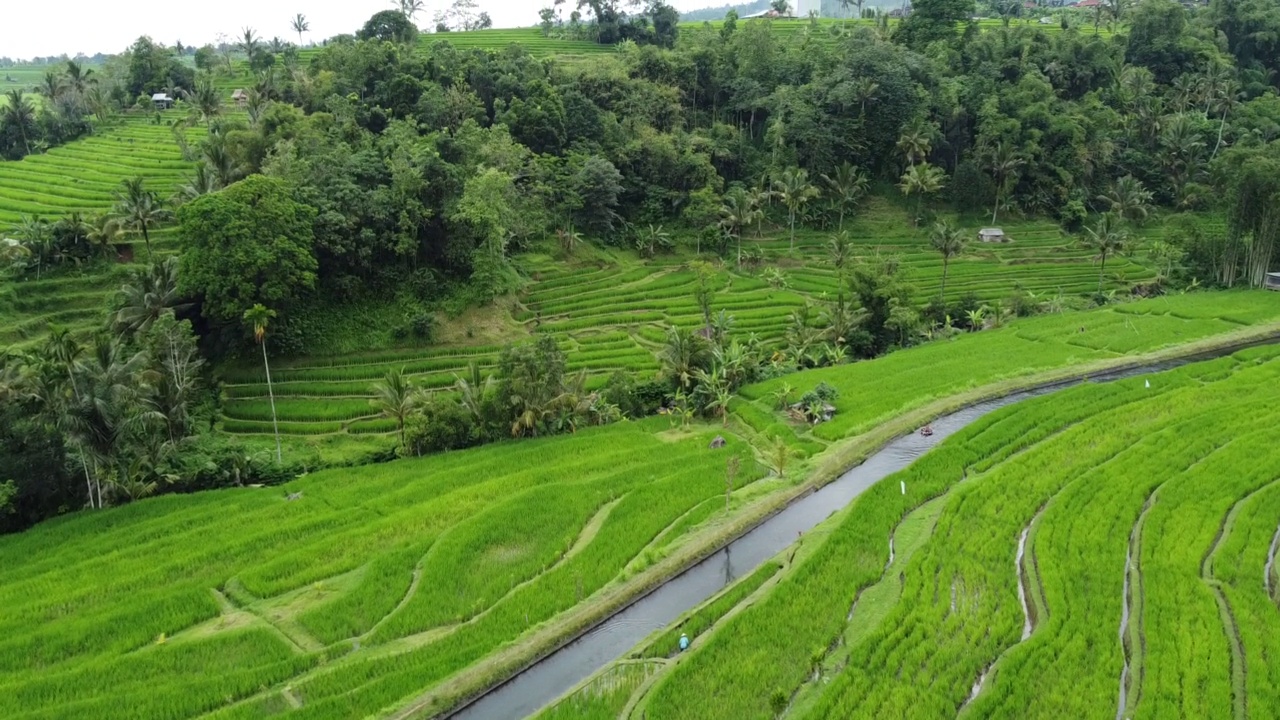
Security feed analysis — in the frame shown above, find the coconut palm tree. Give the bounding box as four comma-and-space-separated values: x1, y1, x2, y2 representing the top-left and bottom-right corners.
821, 162, 869, 231
898, 162, 947, 220
370, 368, 420, 450
928, 221, 968, 301
396, 0, 425, 22
2, 90, 37, 156
17, 215, 51, 279
64, 61, 95, 97
896, 124, 932, 168
719, 186, 758, 266
773, 168, 819, 253
240, 27, 261, 59
1097, 175, 1153, 225
115, 258, 189, 337
291, 14, 310, 45
659, 326, 711, 390
1082, 213, 1129, 293
86, 213, 123, 261
112, 177, 169, 262
38, 71, 63, 101
985, 141, 1025, 224
189, 75, 221, 129
243, 304, 282, 463
72, 335, 156, 508
173, 163, 219, 205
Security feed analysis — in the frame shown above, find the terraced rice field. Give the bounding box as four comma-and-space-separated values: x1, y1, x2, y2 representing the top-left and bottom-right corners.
221, 200, 1164, 456
0, 418, 766, 719
598, 340, 1280, 720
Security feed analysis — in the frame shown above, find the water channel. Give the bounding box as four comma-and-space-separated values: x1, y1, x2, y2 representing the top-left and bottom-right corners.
448, 346, 1263, 720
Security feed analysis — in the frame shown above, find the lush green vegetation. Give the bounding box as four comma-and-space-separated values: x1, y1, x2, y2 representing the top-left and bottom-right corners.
620, 343, 1280, 719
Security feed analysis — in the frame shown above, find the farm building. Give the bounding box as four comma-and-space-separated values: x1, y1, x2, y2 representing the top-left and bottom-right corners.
979, 228, 1008, 243
1266, 272, 1280, 291
231, 89, 248, 107
150, 93, 173, 109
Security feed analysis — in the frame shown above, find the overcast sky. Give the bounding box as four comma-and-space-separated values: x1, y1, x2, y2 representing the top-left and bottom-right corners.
4, 0, 716, 61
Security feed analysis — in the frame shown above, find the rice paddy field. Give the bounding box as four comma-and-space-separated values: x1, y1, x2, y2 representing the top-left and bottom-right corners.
5, 293, 1278, 720
563, 337, 1280, 720
220, 199, 1175, 461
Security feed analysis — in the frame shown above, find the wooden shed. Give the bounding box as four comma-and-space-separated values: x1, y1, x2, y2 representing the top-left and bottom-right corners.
231, 89, 248, 107
1266, 272, 1280, 291
150, 93, 173, 110
978, 227, 1008, 243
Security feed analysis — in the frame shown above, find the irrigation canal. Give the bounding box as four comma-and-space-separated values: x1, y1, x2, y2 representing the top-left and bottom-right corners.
446, 345, 1267, 720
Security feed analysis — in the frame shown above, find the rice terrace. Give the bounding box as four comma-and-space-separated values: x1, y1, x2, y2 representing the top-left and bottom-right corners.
2, 0, 1280, 718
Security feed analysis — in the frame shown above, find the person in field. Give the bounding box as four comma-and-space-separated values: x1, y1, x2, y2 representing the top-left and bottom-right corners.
679, 632, 690, 652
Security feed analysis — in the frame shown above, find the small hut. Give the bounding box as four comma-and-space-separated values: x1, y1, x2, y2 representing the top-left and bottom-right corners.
1266, 272, 1280, 291
231, 89, 248, 107
150, 93, 173, 110
978, 227, 1008, 243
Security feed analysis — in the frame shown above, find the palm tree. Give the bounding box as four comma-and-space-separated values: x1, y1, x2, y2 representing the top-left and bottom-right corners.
370, 368, 420, 451
2, 90, 37, 156
719, 186, 758, 266
86, 214, 123, 261
38, 71, 63, 101
291, 14, 310, 45
852, 77, 879, 118
173, 163, 219, 205
240, 27, 261, 63
659, 326, 711, 390
396, 0, 426, 22
72, 335, 156, 508
17, 215, 51, 279
985, 142, 1025, 224
113, 177, 169, 262
1082, 213, 1129, 293
635, 224, 672, 258
64, 61, 95, 97
821, 162, 869, 231
896, 124, 932, 168
1097, 175, 1153, 225
190, 75, 221, 129
555, 227, 582, 255
928, 221, 968, 301
243, 304, 282, 463
115, 258, 189, 337
898, 162, 947, 220
773, 168, 819, 253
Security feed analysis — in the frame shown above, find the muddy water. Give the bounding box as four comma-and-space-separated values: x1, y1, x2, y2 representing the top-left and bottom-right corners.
447, 349, 1263, 720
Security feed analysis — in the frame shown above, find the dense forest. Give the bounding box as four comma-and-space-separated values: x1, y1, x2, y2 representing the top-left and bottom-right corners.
3, 0, 1280, 531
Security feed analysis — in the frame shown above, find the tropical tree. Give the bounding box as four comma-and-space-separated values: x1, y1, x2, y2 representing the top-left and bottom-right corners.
928, 221, 968, 300
555, 227, 582, 255
634, 224, 672, 258
659, 326, 711, 390
17, 215, 51, 279
821, 162, 869, 231
898, 162, 947, 220
896, 124, 932, 168
38, 71, 63, 101
243, 304, 282, 463
239, 27, 261, 59
291, 14, 310, 45
719, 186, 759, 265
2, 90, 37, 156
764, 434, 794, 480
1081, 213, 1129, 292
189, 75, 221, 128
86, 214, 123, 260
64, 61, 95, 97
114, 258, 189, 337
173, 164, 219, 205
773, 168, 819, 252
371, 368, 420, 451
396, 0, 426, 22
984, 142, 1025, 224
112, 177, 169, 262
1097, 175, 1154, 225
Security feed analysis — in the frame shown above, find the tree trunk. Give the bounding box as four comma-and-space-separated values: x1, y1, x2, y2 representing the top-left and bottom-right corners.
81, 453, 96, 510
1098, 252, 1107, 293
1210, 107, 1228, 163
789, 210, 796, 252
940, 258, 949, 301
839, 208, 845, 231
992, 190, 1001, 224
142, 223, 153, 262
262, 341, 282, 463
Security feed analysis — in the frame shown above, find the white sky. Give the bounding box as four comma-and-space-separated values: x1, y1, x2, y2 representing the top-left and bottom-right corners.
3, 0, 716, 61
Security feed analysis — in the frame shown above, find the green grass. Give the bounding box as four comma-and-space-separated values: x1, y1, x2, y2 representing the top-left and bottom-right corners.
640, 345, 1280, 720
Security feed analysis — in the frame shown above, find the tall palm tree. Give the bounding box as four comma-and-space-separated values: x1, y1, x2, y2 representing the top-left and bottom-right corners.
291, 14, 310, 45
38, 71, 63, 101
1082, 213, 1129, 293
1097, 175, 1153, 224
73, 335, 155, 508
370, 368, 420, 451
821, 162, 869, 231
985, 142, 1025, 224
718, 186, 758, 266
173, 163, 219, 205
112, 177, 169, 262
243, 304, 282, 463
928, 221, 968, 301
773, 168, 819, 253
17, 215, 51, 279
395, 0, 426, 22
115, 258, 189, 337
898, 162, 947, 220
240, 27, 261, 63
896, 124, 932, 168
659, 326, 711, 390
190, 75, 221, 129
64, 61, 95, 97
2, 90, 37, 156
86, 213, 123, 261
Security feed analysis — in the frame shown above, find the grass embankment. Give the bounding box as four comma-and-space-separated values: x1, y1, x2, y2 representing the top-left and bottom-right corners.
635, 341, 1280, 720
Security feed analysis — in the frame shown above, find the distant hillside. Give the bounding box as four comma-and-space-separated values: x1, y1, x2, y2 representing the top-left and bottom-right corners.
682, 1, 771, 22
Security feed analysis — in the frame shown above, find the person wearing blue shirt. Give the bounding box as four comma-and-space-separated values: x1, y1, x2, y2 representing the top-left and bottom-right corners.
679, 632, 690, 652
